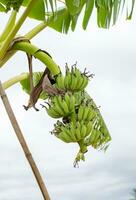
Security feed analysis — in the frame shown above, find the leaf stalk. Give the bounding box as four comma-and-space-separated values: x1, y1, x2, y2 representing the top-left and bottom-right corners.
12, 41, 60, 75
0, 0, 37, 60
2, 73, 29, 90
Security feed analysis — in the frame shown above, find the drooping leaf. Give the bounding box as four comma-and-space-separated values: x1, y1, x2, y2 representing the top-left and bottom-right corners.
20, 72, 47, 99
71, 14, 78, 31
127, 0, 135, 20
112, 0, 122, 25
49, 2, 85, 33
65, 0, 86, 15
21, 0, 57, 21
49, 7, 72, 33
82, 0, 94, 30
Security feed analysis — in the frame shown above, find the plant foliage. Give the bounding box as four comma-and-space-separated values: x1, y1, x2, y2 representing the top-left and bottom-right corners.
0, 0, 135, 30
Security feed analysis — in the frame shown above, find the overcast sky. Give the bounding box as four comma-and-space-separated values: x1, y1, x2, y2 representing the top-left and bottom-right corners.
0, 8, 136, 200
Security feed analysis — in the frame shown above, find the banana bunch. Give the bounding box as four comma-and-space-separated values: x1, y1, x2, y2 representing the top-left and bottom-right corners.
52, 120, 93, 143
52, 120, 89, 165
43, 64, 111, 166
75, 92, 111, 149
45, 93, 76, 118
55, 64, 92, 92
77, 103, 97, 122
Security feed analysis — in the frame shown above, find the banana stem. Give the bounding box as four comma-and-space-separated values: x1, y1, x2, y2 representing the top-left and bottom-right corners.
71, 111, 76, 125
0, 16, 54, 67
0, 10, 17, 42
25, 17, 53, 40
11, 41, 60, 76
0, 0, 37, 59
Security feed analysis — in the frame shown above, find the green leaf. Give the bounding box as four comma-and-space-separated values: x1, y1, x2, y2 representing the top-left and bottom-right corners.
71, 14, 78, 31
82, 0, 94, 30
0, 2, 6, 12
95, 0, 111, 28
65, 0, 85, 15
127, 0, 135, 20
0, 0, 23, 11
22, 0, 57, 21
22, 0, 45, 21
20, 72, 47, 100
49, 1, 85, 34
112, 0, 122, 25
49, 7, 72, 33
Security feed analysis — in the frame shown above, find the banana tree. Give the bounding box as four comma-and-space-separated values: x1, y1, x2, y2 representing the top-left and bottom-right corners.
0, 0, 135, 200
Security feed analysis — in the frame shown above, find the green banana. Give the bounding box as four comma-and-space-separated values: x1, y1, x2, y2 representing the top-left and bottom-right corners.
55, 95, 66, 115
82, 106, 90, 121
80, 122, 87, 138
68, 123, 78, 142
74, 67, 81, 78
69, 95, 76, 112
55, 74, 65, 90
64, 93, 70, 108
78, 105, 84, 121
70, 74, 78, 90
61, 100, 69, 115
46, 107, 61, 118
58, 131, 72, 143
80, 76, 88, 91
75, 122, 82, 141
60, 126, 73, 143
86, 107, 96, 121
76, 76, 85, 90
64, 67, 71, 89
86, 121, 93, 136
52, 96, 65, 116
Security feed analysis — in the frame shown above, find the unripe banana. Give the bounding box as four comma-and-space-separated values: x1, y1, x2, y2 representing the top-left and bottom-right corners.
64, 93, 70, 108
69, 95, 76, 112
60, 126, 74, 143
80, 122, 87, 138
58, 131, 72, 143
80, 76, 88, 91
75, 122, 82, 141
70, 74, 78, 90
46, 106, 61, 118
78, 105, 84, 121
82, 106, 90, 121
53, 96, 65, 116
76, 76, 84, 90
64, 67, 71, 89
55, 95, 67, 115
61, 100, 69, 115
55, 74, 65, 90
74, 67, 81, 78
74, 91, 84, 106
67, 124, 78, 142
86, 121, 93, 136
86, 108, 96, 121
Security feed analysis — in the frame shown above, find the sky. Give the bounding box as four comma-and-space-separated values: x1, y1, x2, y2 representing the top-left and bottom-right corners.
0, 7, 136, 200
